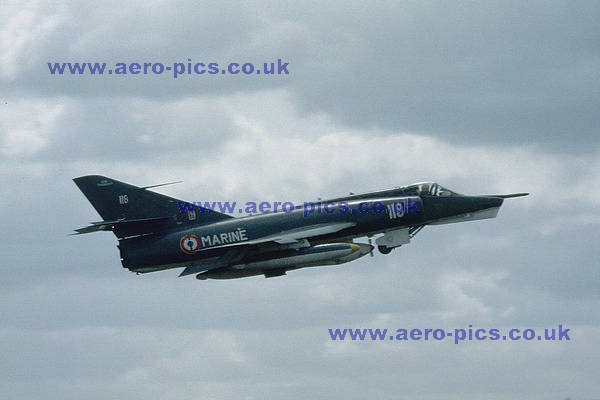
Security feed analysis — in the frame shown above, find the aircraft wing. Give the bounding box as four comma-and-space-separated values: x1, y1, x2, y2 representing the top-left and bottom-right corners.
203, 221, 357, 250
178, 221, 356, 277
249, 222, 356, 245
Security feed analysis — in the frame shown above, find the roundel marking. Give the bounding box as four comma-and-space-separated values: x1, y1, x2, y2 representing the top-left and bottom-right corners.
180, 234, 200, 254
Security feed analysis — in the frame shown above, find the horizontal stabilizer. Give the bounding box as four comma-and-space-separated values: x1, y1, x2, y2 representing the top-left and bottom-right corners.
72, 216, 171, 236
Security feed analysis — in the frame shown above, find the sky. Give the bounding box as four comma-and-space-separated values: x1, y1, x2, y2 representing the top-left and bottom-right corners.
1, 1, 599, 399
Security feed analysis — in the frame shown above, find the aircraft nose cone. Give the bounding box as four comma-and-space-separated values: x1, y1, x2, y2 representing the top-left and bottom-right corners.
478, 196, 504, 210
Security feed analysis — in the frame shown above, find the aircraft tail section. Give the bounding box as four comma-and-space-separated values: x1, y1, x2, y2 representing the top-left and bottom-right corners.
73, 175, 233, 238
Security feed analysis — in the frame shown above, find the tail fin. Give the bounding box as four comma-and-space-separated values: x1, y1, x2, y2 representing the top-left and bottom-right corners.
73, 175, 233, 238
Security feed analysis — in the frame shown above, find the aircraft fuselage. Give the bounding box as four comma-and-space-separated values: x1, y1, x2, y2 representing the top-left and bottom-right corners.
73, 176, 526, 280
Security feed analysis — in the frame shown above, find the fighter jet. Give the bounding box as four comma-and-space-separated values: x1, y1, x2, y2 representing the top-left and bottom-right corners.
73, 175, 527, 280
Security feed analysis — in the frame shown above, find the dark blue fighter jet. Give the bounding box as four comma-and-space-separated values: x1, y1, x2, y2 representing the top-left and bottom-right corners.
73, 175, 527, 280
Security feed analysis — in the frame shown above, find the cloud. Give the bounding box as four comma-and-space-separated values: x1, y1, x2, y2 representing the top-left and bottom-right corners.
0, 1, 62, 79
1, 1, 599, 399
3, 2, 598, 152
0, 99, 67, 158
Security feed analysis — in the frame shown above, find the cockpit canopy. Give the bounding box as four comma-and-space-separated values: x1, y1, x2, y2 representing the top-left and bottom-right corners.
400, 182, 460, 197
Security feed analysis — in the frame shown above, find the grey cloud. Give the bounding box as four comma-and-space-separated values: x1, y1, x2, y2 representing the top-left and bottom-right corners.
282, 1, 600, 151
6, 2, 599, 152
1, 1, 599, 399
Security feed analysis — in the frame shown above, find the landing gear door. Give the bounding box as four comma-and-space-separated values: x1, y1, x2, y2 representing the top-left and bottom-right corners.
376, 228, 410, 249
